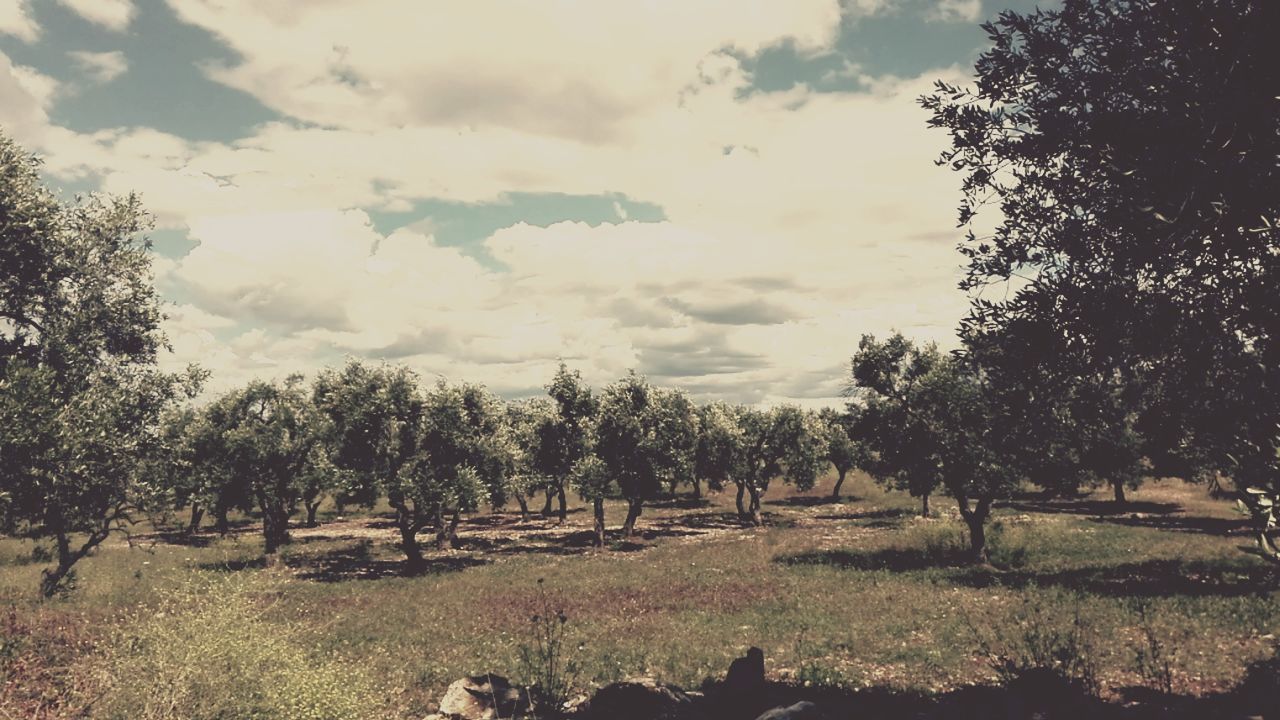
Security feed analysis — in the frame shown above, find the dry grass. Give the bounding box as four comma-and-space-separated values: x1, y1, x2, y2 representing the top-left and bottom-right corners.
2, 473, 1278, 717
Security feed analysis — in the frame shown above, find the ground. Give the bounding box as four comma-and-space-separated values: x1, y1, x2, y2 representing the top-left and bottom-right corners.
1, 473, 1278, 718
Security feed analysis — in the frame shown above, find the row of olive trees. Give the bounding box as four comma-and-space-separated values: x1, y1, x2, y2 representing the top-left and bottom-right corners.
152, 360, 863, 567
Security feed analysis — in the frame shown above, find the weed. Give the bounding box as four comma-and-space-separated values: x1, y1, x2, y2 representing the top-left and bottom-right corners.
516, 578, 581, 718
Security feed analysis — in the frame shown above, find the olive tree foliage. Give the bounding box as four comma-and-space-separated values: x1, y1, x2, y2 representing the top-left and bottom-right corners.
569, 455, 611, 548
200, 377, 329, 556
851, 334, 1020, 562
503, 397, 555, 520
594, 372, 697, 537
0, 133, 203, 597
818, 407, 870, 501
730, 405, 828, 526
535, 362, 597, 522
923, 1, 1280, 524
312, 361, 418, 514
398, 380, 509, 553
694, 401, 741, 499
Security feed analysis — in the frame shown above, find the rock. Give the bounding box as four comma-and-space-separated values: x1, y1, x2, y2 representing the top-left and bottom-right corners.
754, 702, 829, 720
714, 647, 768, 718
582, 677, 706, 720
438, 674, 531, 719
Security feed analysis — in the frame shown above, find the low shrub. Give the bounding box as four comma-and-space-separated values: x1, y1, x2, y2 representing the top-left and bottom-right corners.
88, 572, 386, 720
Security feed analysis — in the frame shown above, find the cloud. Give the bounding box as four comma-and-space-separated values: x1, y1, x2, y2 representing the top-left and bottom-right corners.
0, 51, 57, 144
70, 50, 129, 84
57, 0, 136, 31
19, 3, 981, 405
0, 0, 37, 42
927, 0, 983, 23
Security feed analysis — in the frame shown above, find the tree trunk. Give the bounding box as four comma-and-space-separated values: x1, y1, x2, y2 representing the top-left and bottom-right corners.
516, 494, 530, 521
1113, 479, 1127, 505
692, 478, 702, 500
735, 482, 747, 518
446, 509, 462, 549
394, 502, 424, 567
621, 497, 644, 537
187, 504, 204, 535
593, 498, 606, 548
541, 487, 554, 516
334, 497, 347, 516
831, 469, 848, 500
747, 484, 763, 526
434, 505, 448, 550
921, 493, 930, 518
214, 502, 230, 535
304, 500, 321, 528
261, 503, 291, 555
557, 484, 567, 523
957, 495, 992, 564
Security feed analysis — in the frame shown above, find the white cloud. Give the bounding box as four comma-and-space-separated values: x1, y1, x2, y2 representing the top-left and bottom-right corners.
57, 0, 135, 31
70, 50, 129, 84
927, 0, 983, 23
25, 2, 979, 405
0, 0, 38, 42
0, 51, 57, 144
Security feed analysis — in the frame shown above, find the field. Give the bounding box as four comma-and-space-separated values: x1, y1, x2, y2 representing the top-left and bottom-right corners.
2, 472, 1278, 719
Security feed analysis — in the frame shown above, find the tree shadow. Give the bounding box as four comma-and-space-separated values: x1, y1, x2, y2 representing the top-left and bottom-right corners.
812, 507, 914, 525
777, 547, 969, 572
290, 541, 487, 582
768, 494, 860, 508
1089, 514, 1252, 538
1000, 497, 1182, 517
953, 558, 1280, 598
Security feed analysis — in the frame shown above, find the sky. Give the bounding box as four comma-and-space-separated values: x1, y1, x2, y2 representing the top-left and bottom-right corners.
0, 0, 1056, 406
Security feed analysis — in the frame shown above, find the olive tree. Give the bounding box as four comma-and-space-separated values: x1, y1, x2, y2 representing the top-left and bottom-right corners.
852, 334, 1020, 562
818, 407, 869, 501
924, 0, 1280, 518
730, 405, 828, 526
397, 380, 508, 551
312, 361, 425, 561
595, 372, 697, 537
534, 362, 596, 522
0, 133, 203, 596
201, 377, 328, 556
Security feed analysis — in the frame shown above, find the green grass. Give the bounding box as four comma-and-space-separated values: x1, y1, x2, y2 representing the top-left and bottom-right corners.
2, 474, 1278, 718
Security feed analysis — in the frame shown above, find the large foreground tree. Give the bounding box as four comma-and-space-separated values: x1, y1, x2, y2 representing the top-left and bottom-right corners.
0, 133, 202, 596
924, 0, 1280, 530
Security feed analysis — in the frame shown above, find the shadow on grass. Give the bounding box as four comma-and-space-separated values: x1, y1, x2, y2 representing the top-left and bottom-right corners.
768, 494, 860, 508
811, 507, 914, 526
778, 547, 969, 572
1000, 497, 1181, 517
1090, 513, 1252, 538
777, 548, 1280, 598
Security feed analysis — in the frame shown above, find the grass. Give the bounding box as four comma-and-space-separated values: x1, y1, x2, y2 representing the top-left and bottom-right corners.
2, 473, 1278, 718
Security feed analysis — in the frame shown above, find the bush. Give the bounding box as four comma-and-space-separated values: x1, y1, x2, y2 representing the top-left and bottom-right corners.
88, 573, 386, 720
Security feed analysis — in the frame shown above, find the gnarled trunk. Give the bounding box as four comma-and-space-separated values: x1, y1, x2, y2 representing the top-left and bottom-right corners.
621, 497, 644, 537
516, 494, 530, 521
304, 498, 321, 527
593, 498, 606, 548
392, 499, 424, 567
921, 493, 930, 518
187, 504, 204, 535
541, 487, 554, 516
557, 483, 568, 523
1112, 479, 1127, 505
747, 484, 763, 526
956, 494, 992, 564
692, 478, 702, 500
735, 481, 748, 518
832, 468, 848, 500
259, 493, 292, 556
